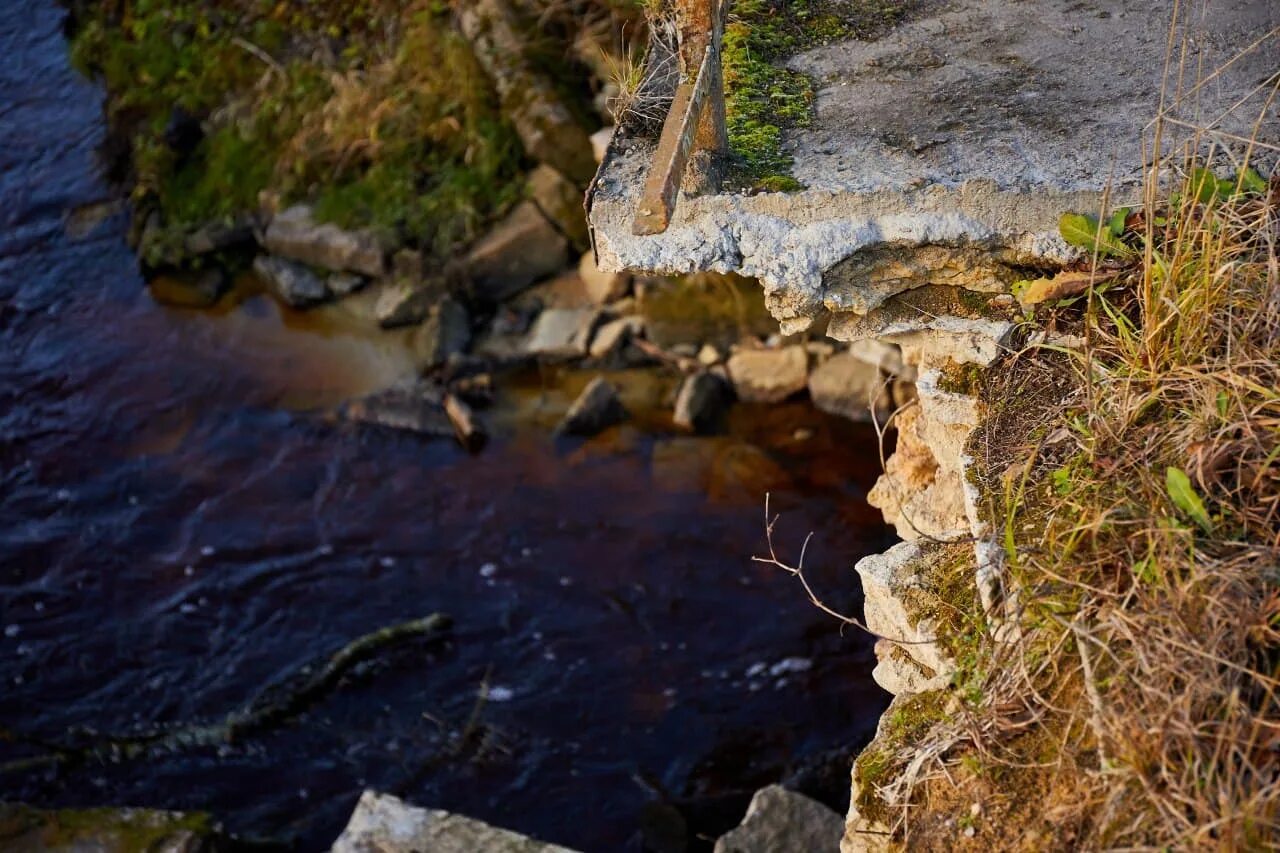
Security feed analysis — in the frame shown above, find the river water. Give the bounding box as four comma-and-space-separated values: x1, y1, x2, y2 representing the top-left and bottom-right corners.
0, 4, 892, 850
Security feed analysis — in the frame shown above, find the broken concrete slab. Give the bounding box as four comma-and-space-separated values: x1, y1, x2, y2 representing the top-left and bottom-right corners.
713, 785, 844, 853
331, 790, 578, 853
587, 0, 1278, 334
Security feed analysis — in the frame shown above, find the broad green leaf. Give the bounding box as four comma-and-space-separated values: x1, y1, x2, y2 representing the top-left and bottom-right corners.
1240, 166, 1268, 195
1166, 466, 1212, 533
1216, 390, 1229, 419
1108, 206, 1131, 237
1059, 212, 1133, 258
1190, 167, 1224, 204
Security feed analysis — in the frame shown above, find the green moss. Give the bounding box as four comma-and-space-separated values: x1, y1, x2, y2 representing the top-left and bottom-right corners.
0, 803, 217, 850
721, 0, 914, 191
936, 358, 986, 396
853, 690, 949, 824
69, 0, 524, 260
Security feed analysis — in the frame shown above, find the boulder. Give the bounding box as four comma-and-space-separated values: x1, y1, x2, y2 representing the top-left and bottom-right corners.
588, 315, 643, 359
328, 272, 366, 296
697, 343, 723, 366
375, 282, 436, 328
713, 785, 844, 853
556, 376, 626, 436
183, 216, 255, 256
528, 164, 589, 251
343, 381, 453, 437
726, 346, 809, 404
332, 791, 579, 853
465, 202, 568, 303
524, 307, 598, 358
807, 352, 892, 423
578, 252, 630, 305
252, 255, 330, 308
673, 371, 731, 434
263, 205, 386, 277
413, 298, 471, 370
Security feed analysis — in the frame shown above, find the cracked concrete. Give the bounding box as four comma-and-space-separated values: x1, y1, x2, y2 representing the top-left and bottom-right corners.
587, 0, 1278, 333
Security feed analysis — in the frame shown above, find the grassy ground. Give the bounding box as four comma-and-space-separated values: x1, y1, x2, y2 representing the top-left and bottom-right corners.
856, 149, 1280, 847
67, 0, 635, 264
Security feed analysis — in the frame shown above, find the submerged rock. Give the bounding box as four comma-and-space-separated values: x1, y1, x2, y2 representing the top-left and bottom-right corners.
0, 802, 222, 853
713, 785, 843, 853
343, 381, 453, 437
148, 268, 228, 309
588, 315, 643, 359
263, 205, 386, 277
556, 376, 626, 437
673, 371, 731, 434
465, 201, 568, 303
726, 346, 809, 404
252, 255, 330, 308
332, 790, 579, 853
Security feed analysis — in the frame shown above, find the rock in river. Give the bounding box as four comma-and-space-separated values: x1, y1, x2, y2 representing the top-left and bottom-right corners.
713, 785, 843, 853
252, 255, 329, 308
263, 205, 387, 277
333, 791, 579, 853
525, 307, 599, 358
556, 376, 626, 437
673, 371, 731, 434
412, 297, 471, 370
725, 346, 809, 404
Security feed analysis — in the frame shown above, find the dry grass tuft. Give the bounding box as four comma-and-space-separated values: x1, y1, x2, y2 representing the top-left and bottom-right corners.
862, 90, 1280, 853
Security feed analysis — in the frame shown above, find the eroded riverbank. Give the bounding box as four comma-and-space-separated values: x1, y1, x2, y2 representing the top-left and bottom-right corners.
0, 4, 895, 849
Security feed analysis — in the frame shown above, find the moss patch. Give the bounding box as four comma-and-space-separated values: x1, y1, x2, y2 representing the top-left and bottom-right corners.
721, 0, 914, 191
69, 0, 525, 261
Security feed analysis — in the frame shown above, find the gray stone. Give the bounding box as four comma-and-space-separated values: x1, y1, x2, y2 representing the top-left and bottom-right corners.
375, 282, 435, 328
528, 164, 590, 251
343, 381, 453, 437
328, 272, 366, 296
585, 0, 1278, 335
524, 307, 599, 358
252, 254, 330, 308
413, 298, 471, 370
673, 371, 731, 434
714, 785, 844, 853
465, 202, 569, 303
263, 205, 386, 277
726, 346, 809, 404
183, 217, 255, 256
808, 352, 891, 423
556, 376, 626, 436
332, 790, 579, 853
578, 251, 631, 305
588, 315, 643, 359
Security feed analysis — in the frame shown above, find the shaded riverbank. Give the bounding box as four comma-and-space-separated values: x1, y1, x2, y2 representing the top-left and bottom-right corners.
1, 4, 893, 849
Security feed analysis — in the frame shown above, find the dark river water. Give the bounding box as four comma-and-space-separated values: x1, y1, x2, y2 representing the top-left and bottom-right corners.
0, 4, 893, 850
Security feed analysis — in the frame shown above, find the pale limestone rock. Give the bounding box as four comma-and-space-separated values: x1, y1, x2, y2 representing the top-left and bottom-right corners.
726, 346, 809, 404
714, 785, 843, 853
590, 126, 614, 163
465, 202, 569, 303
375, 282, 433, 328
331, 790, 578, 853
264, 205, 386, 277
808, 352, 891, 423
525, 308, 599, 358
854, 542, 954, 695
588, 315, 643, 358
578, 251, 631, 304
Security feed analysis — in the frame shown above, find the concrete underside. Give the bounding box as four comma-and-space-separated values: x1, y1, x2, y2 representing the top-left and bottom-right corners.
587, 0, 1278, 335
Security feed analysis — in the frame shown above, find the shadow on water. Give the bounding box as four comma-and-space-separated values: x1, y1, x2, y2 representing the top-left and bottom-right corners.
0, 4, 893, 849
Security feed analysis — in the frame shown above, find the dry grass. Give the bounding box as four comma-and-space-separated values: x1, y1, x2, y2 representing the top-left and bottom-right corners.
860, 87, 1280, 853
